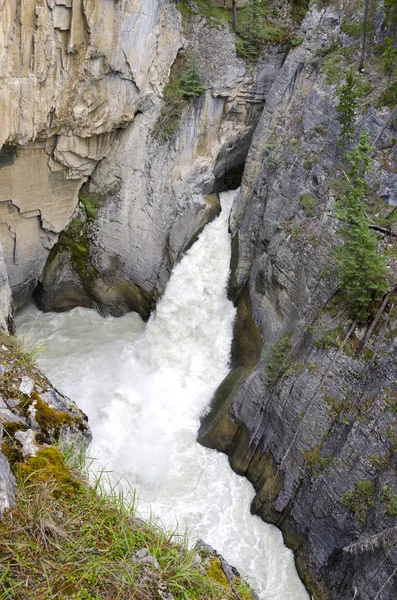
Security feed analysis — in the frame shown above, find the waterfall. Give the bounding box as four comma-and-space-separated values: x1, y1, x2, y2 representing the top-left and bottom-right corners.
17, 190, 309, 600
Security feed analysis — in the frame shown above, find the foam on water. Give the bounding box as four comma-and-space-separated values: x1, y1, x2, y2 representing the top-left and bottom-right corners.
17, 190, 309, 600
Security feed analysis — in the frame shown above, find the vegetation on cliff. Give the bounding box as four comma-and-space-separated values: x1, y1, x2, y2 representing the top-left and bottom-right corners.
335, 131, 389, 323
0, 447, 255, 600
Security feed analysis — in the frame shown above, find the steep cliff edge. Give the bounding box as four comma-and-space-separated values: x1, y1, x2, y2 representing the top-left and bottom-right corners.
35, 3, 288, 318
199, 4, 397, 599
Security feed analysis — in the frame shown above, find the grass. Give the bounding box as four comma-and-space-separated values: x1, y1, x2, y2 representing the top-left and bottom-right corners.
176, 0, 233, 28
0, 330, 46, 372
0, 447, 256, 600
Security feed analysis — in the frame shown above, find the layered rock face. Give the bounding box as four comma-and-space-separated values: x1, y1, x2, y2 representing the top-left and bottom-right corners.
0, 0, 181, 309
199, 5, 397, 600
0, 243, 12, 333
35, 7, 286, 317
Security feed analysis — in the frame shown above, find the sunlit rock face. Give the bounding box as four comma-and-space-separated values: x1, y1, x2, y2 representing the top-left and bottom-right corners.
32, 7, 286, 318
0, 0, 182, 308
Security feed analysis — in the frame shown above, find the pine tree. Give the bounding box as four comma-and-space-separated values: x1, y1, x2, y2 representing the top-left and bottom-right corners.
384, 0, 397, 33
180, 52, 205, 99
381, 36, 397, 88
241, 0, 262, 57
336, 70, 358, 157
336, 130, 389, 323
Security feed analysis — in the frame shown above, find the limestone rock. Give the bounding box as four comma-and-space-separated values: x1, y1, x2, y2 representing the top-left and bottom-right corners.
0, 0, 184, 308
37, 14, 286, 318
0, 426, 16, 518
19, 376, 35, 397
0, 243, 12, 333
199, 5, 397, 600
14, 429, 38, 457
131, 548, 161, 570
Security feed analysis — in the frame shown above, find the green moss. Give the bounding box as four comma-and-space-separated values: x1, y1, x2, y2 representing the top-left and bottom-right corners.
303, 153, 316, 170
370, 453, 388, 470
303, 446, 321, 470
78, 191, 98, 219
18, 447, 81, 497
285, 361, 304, 376
34, 395, 73, 433
261, 131, 279, 171
206, 558, 228, 587
300, 193, 316, 217
341, 479, 375, 525
177, 0, 233, 28
303, 445, 333, 478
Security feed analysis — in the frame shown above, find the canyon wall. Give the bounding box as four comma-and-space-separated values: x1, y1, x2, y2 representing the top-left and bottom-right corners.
199, 4, 397, 600
35, 7, 285, 317
0, 0, 285, 317
0, 0, 181, 309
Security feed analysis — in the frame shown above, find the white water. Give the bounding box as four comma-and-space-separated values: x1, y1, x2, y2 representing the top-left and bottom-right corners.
17, 190, 309, 600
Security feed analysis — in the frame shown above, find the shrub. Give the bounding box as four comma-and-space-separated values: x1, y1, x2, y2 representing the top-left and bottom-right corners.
341, 479, 375, 525
262, 333, 301, 383
300, 193, 316, 217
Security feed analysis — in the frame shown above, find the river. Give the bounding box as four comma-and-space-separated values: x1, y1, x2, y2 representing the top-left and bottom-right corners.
17, 190, 309, 600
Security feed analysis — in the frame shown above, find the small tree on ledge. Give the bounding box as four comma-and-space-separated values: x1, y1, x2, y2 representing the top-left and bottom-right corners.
335, 130, 389, 323
180, 51, 205, 99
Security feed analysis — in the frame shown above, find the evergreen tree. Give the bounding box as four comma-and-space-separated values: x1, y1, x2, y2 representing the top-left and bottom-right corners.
241, 0, 262, 57
384, 0, 397, 33
180, 52, 205, 98
336, 130, 389, 323
381, 36, 397, 87
336, 70, 358, 157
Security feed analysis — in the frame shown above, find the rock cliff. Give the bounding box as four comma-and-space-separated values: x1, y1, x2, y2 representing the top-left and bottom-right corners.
199, 3, 397, 600
35, 5, 286, 317
0, 0, 286, 318
0, 0, 182, 309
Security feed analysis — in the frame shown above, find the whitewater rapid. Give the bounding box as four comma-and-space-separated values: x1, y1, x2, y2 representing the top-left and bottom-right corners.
17, 190, 309, 600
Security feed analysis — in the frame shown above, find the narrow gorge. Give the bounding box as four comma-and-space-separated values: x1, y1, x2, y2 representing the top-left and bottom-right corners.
1, 1, 397, 600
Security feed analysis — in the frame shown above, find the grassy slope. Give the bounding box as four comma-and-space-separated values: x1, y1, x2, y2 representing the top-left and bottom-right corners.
0, 447, 256, 600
